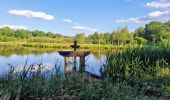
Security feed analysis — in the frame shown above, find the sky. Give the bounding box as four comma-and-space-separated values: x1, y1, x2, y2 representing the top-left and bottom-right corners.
0, 0, 170, 36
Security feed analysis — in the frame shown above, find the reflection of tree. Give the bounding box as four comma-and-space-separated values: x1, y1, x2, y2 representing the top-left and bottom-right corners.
0, 46, 57, 57
91, 50, 106, 60
0, 46, 123, 59
91, 50, 122, 61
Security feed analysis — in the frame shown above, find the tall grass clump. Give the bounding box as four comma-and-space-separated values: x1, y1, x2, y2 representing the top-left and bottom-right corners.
0, 62, 165, 99
102, 45, 170, 98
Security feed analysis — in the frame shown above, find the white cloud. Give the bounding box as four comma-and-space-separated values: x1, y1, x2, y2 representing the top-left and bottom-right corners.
115, 11, 170, 24
115, 0, 170, 28
72, 25, 87, 30
63, 19, 72, 23
115, 17, 143, 23
9, 10, 54, 21
72, 23, 98, 33
145, 0, 170, 8
0, 25, 28, 30
148, 11, 169, 17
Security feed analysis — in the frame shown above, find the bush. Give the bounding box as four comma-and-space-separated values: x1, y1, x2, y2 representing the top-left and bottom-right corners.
134, 36, 148, 45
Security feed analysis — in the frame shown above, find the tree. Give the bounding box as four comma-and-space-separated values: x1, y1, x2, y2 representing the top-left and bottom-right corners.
143, 21, 164, 42
32, 30, 46, 37
15, 29, 32, 39
0, 27, 15, 37
91, 32, 101, 44
134, 36, 147, 45
46, 32, 54, 38
103, 33, 111, 44
134, 27, 144, 37
165, 20, 170, 26
75, 33, 86, 43
143, 21, 170, 43
115, 26, 132, 45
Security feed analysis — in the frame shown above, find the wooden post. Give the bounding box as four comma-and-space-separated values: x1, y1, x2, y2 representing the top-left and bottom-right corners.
80, 56, 85, 72
65, 57, 70, 76
73, 56, 77, 72
59, 41, 90, 75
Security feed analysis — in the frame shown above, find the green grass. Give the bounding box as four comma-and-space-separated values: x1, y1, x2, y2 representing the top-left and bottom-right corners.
0, 63, 165, 100
22, 42, 128, 50
0, 42, 131, 50
102, 45, 170, 98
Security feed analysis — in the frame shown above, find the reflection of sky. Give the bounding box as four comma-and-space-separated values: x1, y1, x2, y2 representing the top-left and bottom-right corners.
0, 52, 106, 75
86, 54, 106, 75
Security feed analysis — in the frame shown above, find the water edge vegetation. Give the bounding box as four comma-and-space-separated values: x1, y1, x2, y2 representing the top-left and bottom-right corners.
0, 45, 170, 99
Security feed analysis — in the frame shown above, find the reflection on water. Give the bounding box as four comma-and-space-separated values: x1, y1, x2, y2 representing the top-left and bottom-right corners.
0, 46, 107, 75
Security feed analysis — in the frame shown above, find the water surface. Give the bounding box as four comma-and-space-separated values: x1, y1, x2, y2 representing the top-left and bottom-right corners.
0, 46, 107, 75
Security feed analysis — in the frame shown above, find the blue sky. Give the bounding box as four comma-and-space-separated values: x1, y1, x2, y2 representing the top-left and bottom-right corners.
0, 0, 170, 36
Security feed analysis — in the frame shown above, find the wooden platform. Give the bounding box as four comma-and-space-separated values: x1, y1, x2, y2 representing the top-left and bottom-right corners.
59, 51, 90, 57
59, 41, 91, 77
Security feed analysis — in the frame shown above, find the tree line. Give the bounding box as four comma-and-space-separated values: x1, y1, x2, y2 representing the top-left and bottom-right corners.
0, 20, 170, 45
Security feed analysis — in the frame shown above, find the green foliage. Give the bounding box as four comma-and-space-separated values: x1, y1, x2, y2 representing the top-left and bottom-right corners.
144, 21, 163, 42
111, 27, 133, 45
0, 63, 164, 99
103, 45, 170, 80
134, 27, 145, 37
1, 20, 170, 46
142, 21, 170, 43
134, 36, 148, 45
32, 30, 46, 37
102, 45, 170, 98
46, 32, 54, 38
15, 29, 32, 39
75, 33, 86, 43
0, 25, 134, 46
0, 27, 15, 37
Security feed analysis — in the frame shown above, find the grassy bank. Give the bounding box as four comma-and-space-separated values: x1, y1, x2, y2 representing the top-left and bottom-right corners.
102, 45, 170, 98
0, 63, 165, 100
0, 42, 131, 50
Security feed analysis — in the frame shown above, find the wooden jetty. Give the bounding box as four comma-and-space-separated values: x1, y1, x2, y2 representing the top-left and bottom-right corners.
59, 41, 91, 76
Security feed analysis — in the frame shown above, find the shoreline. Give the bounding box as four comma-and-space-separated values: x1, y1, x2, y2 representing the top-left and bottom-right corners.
0, 42, 130, 50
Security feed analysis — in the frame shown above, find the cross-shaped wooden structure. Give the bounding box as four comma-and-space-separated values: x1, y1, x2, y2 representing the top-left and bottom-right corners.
59, 41, 90, 76
71, 41, 80, 51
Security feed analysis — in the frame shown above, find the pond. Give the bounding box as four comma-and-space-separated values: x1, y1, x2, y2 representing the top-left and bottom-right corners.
0, 46, 107, 75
